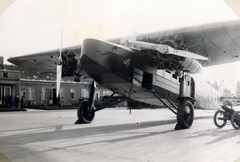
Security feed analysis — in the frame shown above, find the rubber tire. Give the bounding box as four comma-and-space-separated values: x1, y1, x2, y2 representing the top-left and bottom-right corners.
177, 100, 194, 129
77, 100, 95, 124
213, 110, 226, 128
231, 111, 240, 130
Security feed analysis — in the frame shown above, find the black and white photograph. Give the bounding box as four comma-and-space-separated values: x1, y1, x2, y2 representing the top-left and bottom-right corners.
1, 0, 240, 161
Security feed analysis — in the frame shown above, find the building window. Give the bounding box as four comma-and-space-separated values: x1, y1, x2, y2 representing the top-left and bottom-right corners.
3, 71, 8, 78
81, 89, 89, 99
20, 86, 26, 98
103, 91, 112, 96
28, 87, 34, 100
4, 86, 11, 96
95, 91, 100, 101
70, 88, 75, 100
42, 88, 47, 100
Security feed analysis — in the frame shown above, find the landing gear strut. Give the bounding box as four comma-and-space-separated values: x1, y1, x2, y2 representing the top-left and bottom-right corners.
175, 74, 195, 129
75, 81, 128, 124
156, 73, 195, 130
75, 81, 96, 124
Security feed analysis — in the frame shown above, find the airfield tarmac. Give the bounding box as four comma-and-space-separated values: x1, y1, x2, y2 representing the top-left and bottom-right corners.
0, 107, 240, 162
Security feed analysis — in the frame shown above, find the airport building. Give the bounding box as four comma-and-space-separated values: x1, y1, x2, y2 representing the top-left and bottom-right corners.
0, 57, 112, 108
0, 59, 20, 106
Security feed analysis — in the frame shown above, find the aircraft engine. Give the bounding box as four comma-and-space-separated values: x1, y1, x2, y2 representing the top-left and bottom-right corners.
61, 50, 78, 77
146, 34, 203, 73
148, 50, 203, 73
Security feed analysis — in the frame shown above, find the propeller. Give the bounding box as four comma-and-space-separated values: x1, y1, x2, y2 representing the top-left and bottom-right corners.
127, 40, 209, 61
56, 29, 63, 98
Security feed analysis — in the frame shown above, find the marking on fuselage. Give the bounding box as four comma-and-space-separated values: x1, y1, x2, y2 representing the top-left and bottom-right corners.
123, 58, 131, 67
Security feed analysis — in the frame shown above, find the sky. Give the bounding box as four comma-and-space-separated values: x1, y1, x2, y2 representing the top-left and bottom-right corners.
0, 0, 240, 93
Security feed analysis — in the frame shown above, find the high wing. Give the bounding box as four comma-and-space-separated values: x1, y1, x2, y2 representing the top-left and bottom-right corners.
8, 45, 81, 80
8, 19, 240, 76
111, 19, 240, 68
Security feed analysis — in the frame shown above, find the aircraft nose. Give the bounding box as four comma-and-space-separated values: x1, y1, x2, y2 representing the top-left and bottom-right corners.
81, 38, 101, 61
80, 38, 134, 84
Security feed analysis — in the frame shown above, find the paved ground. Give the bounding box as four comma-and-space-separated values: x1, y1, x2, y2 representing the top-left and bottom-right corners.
0, 107, 240, 162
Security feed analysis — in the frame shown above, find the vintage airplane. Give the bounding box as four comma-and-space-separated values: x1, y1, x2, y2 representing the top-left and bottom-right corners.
8, 19, 240, 129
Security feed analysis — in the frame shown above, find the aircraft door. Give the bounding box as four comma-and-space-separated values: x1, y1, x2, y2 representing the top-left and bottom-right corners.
142, 71, 153, 90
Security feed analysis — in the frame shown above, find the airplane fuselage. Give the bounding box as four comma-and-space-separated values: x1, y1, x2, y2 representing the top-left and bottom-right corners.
81, 38, 222, 109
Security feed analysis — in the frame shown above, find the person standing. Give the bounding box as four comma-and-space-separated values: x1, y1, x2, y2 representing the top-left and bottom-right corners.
14, 95, 19, 108
21, 95, 26, 108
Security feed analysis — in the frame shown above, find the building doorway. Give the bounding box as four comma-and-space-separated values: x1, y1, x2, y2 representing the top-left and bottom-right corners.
53, 88, 58, 105
2, 86, 12, 107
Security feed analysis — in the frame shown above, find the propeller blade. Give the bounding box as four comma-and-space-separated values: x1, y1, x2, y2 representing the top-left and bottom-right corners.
127, 40, 208, 60
56, 29, 63, 97
56, 64, 62, 97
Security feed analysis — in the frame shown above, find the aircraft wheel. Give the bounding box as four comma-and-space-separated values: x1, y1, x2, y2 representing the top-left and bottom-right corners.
213, 110, 226, 128
231, 111, 240, 130
76, 100, 95, 124
177, 100, 194, 129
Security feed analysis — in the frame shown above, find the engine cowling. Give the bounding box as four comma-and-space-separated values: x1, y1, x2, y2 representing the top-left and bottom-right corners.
61, 50, 78, 77
147, 34, 203, 74
180, 57, 203, 73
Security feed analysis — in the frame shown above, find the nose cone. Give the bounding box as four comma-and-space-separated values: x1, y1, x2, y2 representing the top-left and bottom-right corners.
81, 38, 101, 62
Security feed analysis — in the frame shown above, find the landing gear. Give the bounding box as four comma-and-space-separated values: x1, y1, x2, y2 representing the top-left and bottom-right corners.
75, 81, 128, 124
75, 100, 95, 124
175, 74, 195, 129
75, 81, 96, 124
175, 100, 194, 129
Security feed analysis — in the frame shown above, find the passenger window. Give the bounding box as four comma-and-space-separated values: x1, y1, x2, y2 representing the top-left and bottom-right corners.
172, 73, 177, 80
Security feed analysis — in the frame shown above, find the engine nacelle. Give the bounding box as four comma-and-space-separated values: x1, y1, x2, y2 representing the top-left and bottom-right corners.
180, 57, 203, 74
146, 50, 203, 74
61, 50, 78, 77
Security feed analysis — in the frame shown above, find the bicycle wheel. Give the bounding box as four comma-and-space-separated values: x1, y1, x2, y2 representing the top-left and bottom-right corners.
213, 110, 226, 128
231, 111, 240, 130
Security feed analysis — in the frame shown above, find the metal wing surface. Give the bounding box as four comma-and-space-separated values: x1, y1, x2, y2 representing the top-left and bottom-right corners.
8, 45, 81, 79
8, 19, 240, 76
132, 19, 240, 67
